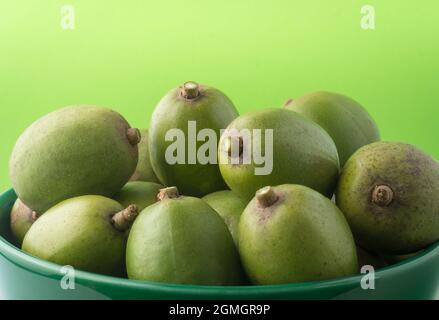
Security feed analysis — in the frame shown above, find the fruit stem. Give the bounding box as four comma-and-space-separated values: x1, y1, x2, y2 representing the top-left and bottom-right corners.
111, 205, 139, 231
127, 128, 141, 146
181, 81, 200, 99
256, 186, 278, 207
225, 136, 243, 158
371, 185, 394, 207
31, 211, 39, 222
283, 98, 294, 107
158, 187, 180, 201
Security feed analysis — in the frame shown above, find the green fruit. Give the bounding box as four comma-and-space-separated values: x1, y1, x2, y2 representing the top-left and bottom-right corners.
130, 129, 160, 183
239, 185, 357, 284
10, 106, 140, 213
218, 108, 340, 202
284, 92, 380, 167
336, 142, 439, 254
10, 199, 39, 245
356, 246, 387, 271
114, 181, 163, 212
126, 187, 244, 285
380, 251, 421, 265
202, 190, 246, 247
22, 195, 138, 276
149, 81, 239, 197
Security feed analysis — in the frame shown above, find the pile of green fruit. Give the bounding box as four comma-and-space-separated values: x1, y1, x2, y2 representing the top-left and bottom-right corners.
7, 82, 439, 286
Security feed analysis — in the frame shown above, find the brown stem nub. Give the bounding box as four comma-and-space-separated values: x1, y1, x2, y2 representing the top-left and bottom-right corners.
283, 98, 294, 108
31, 211, 39, 222
256, 186, 278, 207
111, 205, 139, 231
157, 186, 180, 201
225, 136, 243, 158
127, 128, 141, 146
181, 81, 200, 99
371, 185, 394, 207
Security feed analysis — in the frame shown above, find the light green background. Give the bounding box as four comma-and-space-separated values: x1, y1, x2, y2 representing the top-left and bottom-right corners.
0, 1, 438, 191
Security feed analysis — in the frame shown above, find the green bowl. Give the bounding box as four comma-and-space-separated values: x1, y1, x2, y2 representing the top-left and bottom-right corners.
1, 189, 438, 299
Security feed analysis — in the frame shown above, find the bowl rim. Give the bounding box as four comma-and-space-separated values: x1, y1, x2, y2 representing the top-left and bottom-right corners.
1, 188, 439, 294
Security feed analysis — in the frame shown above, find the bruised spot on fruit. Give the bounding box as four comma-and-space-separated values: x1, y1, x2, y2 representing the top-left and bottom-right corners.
111, 204, 139, 232
180, 81, 200, 100
157, 186, 180, 201
371, 185, 394, 207
126, 128, 141, 146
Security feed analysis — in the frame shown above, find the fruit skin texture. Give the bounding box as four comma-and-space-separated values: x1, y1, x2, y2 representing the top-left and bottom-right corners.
239, 184, 358, 285
202, 190, 247, 247
218, 108, 340, 202
336, 141, 439, 254
10, 199, 38, 245
126, 195, 244, 285
130, 129, 160, 183
285, 91, 380, 167
149, 83, 239, 197
22, 195, 130, 277
9, 106, 139, 213
114, 181, 163, 212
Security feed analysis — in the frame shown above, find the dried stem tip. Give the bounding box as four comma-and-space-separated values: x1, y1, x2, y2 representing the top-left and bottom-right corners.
256, 186, 278, 208
224, 136, 243, 158
372, 185, 394, 207
283, 98, 294, 107
158, 187, 180, 201
127, 128, 141, 146
112, 204, 139, 231
181, 81, 200, 99
31, 211, 39, 222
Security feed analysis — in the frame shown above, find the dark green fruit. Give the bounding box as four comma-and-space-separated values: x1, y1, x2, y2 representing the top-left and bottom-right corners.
149, 82, 239, 197
202, 190, 247, 247
239, 185, 357, 284
336, 142, 439, 254
380, 251, 421, 265
114, 181, 163, 212
356, 246, 387, 271
284, 91, 380, 167
126, 187, 244, 285
10, 106, 140, 213
130, 129, 160, 183
218, 108, 340, 202
22, 195, 138, 276
10, 199, 39, 245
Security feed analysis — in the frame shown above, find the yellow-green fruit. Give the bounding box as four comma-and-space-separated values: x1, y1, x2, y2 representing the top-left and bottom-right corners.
336, 142, 439, 254
239, 185, 358, 284
126, 187, 245, 285
22, 195, 138, 277
130, 129, 160, 183
149, 82, 239, 197
114, 181, 163, 212
284, 92, 380, 167
202, 190, 247, 247
218, 108, 340, 202
9, 106, 140, 213
10, 199, 39, 245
